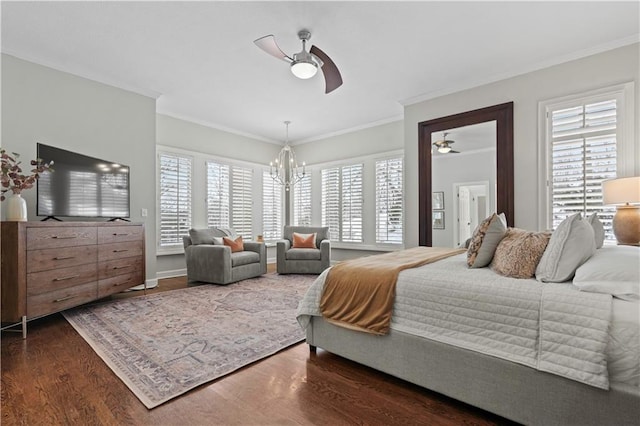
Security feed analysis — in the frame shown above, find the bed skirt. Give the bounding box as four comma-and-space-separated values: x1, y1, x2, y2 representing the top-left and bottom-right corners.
307, 316, 640, 426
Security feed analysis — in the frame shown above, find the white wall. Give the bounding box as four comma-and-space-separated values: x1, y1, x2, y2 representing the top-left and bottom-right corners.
404, 43, 640, 248
1, 54, 158, 284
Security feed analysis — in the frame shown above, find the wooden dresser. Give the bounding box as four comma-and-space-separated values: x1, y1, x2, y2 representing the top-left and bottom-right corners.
1, 221, 145, 337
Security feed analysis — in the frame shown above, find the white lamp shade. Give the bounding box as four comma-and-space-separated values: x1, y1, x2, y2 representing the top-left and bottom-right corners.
603, 176, 640, 205
291, 61, 318, 79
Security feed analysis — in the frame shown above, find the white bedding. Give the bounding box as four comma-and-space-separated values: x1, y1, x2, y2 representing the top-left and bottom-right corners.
297, 253, 640, 389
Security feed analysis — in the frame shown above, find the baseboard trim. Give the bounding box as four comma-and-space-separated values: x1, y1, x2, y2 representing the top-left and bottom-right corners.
156, 268, 187, 280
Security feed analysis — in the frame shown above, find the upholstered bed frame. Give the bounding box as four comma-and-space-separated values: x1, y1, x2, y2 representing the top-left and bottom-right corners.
306, 317, 640, 426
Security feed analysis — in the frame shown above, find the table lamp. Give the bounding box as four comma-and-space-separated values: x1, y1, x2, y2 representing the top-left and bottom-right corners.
602, 176, 640, 245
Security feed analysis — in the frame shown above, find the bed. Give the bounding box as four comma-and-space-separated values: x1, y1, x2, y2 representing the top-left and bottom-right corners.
296, 246, 640, 426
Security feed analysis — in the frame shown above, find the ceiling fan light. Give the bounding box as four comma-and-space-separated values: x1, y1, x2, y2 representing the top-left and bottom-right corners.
291, 60, 318, 79
438, 146, 452, 154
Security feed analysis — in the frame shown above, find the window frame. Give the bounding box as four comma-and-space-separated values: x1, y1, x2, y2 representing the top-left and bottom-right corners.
537, 82, 635, 234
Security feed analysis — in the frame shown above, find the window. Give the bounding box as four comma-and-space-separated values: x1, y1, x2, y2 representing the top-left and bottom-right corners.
293, 175, 312, 226
262, 170, 283, 241
159, 153, 192, 247
206, 161, 230, 228
375, 157, 403, 244
542, 88, 631, 243
231, 166, 253, 239
321, 164, 363, 242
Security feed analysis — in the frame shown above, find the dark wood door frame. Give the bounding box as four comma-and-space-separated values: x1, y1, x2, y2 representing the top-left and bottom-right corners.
418, 102, 514, 246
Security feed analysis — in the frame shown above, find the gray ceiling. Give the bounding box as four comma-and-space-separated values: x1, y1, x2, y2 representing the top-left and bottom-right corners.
2, 1, 638, 144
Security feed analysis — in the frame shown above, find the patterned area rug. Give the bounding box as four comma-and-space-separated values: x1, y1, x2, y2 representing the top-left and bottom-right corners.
63, 274, 316, 409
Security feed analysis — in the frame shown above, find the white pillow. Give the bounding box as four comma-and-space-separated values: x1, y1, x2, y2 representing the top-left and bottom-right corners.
536, 213, 596, 283
587, 212, 605, 249
574, 245, 640, 301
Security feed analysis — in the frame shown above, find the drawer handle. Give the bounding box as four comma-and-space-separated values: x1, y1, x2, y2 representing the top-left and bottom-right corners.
112, 233, 131, 236
54, 295, 76, 303
54, 256, 75, 260
112, 265, 131, 270
53, 274, 79, 282
113, 249, 129, 253
52, 235, 78, 239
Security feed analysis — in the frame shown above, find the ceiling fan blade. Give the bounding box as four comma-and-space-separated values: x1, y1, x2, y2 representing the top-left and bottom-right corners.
254, 35, 292, 62
450, 150, 460, 153
310, 45, 342, 94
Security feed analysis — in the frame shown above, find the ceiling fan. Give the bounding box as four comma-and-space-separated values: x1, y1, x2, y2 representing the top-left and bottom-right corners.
432, 132, 460, 154
254, 30, 343, 94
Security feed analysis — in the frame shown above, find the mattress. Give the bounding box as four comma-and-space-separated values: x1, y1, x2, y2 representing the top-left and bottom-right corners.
297, 253, 640, 388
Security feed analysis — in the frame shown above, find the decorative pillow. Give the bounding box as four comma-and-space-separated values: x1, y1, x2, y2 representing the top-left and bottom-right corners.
573, 245, 640, 301
467, 213, 507, 268
292, 232, 317, 249
223, 236, 244, 253
587, 212, 605, 249
491, 228, 551, 279
535, 213, 596, 283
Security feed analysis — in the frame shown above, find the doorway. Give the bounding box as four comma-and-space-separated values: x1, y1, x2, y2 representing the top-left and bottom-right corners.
453, 181, 490, 247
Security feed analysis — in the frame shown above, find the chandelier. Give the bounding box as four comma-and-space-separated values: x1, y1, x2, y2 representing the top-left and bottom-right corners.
270, 121, 306, 192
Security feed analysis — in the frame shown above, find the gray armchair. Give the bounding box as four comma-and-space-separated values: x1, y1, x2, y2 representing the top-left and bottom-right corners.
277, 226, 331, 274
183, 228, 266, 285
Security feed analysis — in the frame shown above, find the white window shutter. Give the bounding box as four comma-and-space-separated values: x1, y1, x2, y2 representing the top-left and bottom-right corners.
321, 167, 341, 240
341, 164, 363, 242
293, 175, 312, 226
375, 157, 403, 244
262, 171, 283, 241
159, 153, 192, 247
206, 161, 230, 228
550, 99, 617, 241
231, 165, 253, 239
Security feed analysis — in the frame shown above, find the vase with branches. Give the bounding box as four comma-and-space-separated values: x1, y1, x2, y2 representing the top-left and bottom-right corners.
1, 148, 54, 201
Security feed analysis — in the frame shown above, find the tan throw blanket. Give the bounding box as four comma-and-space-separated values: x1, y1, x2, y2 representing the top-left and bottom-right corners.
320, 247, 465, 335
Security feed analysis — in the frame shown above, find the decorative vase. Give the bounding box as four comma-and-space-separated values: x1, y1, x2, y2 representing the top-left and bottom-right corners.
6, 193, 28, 221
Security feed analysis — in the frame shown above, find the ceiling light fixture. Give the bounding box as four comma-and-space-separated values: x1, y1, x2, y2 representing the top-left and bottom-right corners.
290, 31, 318, 79
270, 121, 306, 192
438, 146, 452, 154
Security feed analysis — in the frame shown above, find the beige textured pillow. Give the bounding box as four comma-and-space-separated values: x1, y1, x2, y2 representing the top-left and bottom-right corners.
467, 213, 507, 268
491, 228, 551, 279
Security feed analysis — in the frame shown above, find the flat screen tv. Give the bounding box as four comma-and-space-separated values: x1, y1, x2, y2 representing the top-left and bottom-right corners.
37, 143, 130, 220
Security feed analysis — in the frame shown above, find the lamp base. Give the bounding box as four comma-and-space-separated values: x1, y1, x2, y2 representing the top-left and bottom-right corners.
612, 205, 640, 246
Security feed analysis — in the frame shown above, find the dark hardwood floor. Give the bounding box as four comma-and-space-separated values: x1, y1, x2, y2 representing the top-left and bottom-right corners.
1, 269, 515, 425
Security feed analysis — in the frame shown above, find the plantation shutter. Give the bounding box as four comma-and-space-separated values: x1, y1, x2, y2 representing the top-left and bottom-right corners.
231, 165, 253, 239
321, 167, 340, 240
341, 164, 363, 242
293, 175, 312, 226
375, 157, 403, 244
159, 153, 192, 247
262, 170, 283, 241
206, 161, 230, 228
549, 98, 617, 241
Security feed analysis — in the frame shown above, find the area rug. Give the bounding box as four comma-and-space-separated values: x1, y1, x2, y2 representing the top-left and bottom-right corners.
62, 273, 316, 409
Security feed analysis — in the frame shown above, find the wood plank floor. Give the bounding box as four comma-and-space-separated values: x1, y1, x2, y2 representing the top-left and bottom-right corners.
1, 272, 516, 425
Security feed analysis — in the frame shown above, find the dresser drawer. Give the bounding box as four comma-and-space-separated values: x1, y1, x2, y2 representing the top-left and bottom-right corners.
27, 245, 98, 273
98, 240, 143, 262
27, 281, 97, 319
98, 271, 144, 298
99, 256, 143, 279
27, 227, 97, 250
27, 263, 97, 296
98, 226, 144, 244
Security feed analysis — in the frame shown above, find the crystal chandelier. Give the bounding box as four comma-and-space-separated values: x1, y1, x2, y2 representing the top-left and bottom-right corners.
270, 121, 306, 192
